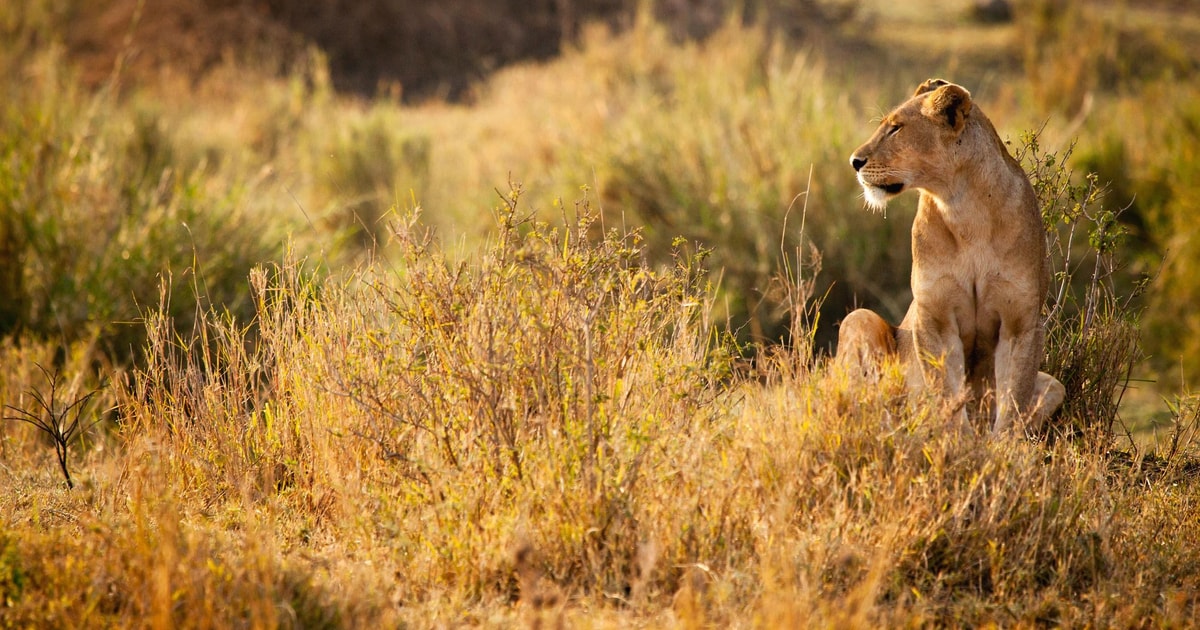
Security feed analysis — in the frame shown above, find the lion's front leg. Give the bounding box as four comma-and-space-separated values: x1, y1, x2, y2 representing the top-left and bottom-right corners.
901, 307, 968, 410
992, 323, 1042, 433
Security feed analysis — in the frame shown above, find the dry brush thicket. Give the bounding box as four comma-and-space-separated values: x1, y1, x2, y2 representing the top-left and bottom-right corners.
2, 188, 1198, 627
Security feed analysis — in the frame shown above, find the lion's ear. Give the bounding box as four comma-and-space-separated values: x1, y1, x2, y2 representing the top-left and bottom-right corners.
921, 84, 972, 133
913, 78, 950, 97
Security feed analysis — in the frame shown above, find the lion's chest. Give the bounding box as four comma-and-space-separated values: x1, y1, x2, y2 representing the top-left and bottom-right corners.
910, 214, 1037, 361
912, 253, 1006, 346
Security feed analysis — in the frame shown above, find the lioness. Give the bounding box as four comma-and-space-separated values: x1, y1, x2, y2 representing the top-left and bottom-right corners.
837, 78, 1065, 433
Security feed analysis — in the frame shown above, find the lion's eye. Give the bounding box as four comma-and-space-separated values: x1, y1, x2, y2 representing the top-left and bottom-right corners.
887, 124, 902, 137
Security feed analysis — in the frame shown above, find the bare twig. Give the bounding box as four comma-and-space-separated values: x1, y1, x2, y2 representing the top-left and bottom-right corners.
4, 364, 104, 489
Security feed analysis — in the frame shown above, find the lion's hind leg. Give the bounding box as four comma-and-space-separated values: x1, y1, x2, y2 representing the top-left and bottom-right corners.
1027, 371, 1066, 434
834, 308, 897, 377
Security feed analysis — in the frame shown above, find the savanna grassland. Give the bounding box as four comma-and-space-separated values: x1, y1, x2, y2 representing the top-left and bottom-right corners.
2, 0, 1200, 627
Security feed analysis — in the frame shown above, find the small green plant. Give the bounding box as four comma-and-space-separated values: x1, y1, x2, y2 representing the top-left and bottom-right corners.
1152, 392, 1200, 475
4, 363, 104, 489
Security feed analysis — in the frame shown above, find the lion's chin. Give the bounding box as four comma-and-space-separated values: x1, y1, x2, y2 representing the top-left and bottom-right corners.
860, 182, 900, 211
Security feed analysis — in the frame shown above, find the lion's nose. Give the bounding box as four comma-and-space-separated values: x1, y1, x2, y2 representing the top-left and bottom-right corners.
850, 155, 867, 172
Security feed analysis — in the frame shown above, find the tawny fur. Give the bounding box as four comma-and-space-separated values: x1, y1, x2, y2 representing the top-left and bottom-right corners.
837, 78, 1065, 433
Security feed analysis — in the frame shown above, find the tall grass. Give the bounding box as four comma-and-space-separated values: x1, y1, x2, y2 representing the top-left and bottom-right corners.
3, 182, 1197, 626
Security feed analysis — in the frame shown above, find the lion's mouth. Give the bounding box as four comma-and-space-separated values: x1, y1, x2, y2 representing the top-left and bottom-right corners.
880, 182, 905, 194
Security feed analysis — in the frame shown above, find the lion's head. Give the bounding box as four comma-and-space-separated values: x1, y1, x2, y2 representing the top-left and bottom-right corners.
849, 78, 974, 211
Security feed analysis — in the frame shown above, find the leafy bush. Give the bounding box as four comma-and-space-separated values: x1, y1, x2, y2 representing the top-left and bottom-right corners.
1016, 130, 1142, 442
0, 48, 286, 360
1017, 0, 1197, 115
319, 108, 431, 247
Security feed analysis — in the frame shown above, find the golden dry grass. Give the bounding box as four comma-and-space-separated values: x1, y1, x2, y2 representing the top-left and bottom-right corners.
2, 195, 1199, 627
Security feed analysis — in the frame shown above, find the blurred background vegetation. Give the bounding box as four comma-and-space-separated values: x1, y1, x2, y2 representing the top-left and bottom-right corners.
1, 0, 1198, 413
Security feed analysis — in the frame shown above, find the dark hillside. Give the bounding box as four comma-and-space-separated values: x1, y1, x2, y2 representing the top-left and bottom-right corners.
59, 0, 851, 98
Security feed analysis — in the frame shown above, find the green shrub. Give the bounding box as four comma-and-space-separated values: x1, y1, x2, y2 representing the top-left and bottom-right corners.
1015, 130, 1142, 442
1017, 0, 1196, 115
0, 48, 292, 361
